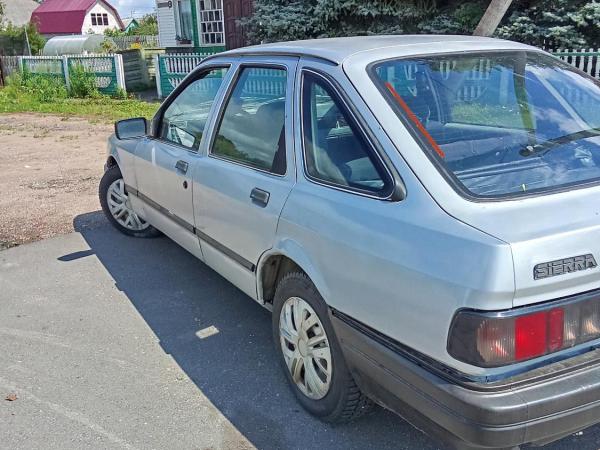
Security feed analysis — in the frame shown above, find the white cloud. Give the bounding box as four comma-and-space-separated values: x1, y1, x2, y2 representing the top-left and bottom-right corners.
110, 0, 156, 18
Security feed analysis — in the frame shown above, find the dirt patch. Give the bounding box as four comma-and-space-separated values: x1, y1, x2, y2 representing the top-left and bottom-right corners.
0, 113, 112, 248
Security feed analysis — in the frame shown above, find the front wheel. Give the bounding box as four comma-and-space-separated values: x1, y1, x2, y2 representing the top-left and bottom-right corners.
273, 272, 373, 422
99, 166, 161, 238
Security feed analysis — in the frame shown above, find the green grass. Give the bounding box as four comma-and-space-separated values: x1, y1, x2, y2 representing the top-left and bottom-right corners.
0, 90, 159, 123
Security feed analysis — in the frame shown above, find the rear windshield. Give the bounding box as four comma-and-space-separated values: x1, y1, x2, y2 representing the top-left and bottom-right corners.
372, 51, 600, 198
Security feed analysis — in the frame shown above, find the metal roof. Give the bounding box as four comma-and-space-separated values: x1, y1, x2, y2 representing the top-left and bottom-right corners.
31, 0, 124, 34
217, 35, 535, 65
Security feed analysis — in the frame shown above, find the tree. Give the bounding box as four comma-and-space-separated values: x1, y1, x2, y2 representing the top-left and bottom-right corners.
473, 0, 513, 36
496, 0, 600, 48
0, 1, 4, 21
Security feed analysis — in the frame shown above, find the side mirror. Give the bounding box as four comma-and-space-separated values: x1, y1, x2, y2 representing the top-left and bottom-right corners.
115, 118, 148, 140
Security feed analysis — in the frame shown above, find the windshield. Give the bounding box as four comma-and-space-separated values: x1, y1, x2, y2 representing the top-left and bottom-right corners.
372, 51, 600, 198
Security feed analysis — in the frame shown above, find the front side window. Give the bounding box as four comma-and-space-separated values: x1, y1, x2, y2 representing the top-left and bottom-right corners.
373, 52, 600, 198
102, 13, 109, 26
160, 67, 228, 149
91, 14, 97, 26
302, 72, 391, 195
211, 67, 287, 175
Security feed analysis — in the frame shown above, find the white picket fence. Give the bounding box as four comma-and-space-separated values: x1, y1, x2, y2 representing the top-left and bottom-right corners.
549, 48, 600, 79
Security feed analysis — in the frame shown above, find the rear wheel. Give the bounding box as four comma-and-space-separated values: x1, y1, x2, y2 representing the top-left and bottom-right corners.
273, 272, 373, 422
99, 166, 160, 238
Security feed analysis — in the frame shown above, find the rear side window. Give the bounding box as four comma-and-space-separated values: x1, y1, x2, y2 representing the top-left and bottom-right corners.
211, 67, 288, 175
302, 72, 391, 196
160, 67, 228, 149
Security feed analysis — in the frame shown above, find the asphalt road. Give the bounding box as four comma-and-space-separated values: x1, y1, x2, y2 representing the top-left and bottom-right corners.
1, 213, 600, 450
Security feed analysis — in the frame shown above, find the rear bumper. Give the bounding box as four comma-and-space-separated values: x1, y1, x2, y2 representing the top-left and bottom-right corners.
331, 310, 600, 449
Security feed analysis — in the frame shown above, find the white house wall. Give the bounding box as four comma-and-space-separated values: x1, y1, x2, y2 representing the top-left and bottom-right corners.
81, 1, 121, 34
157, 1, 178, 48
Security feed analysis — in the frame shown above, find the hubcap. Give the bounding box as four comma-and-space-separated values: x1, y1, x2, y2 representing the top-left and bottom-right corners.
279, 297, 332, 400
106, 179, 149, 231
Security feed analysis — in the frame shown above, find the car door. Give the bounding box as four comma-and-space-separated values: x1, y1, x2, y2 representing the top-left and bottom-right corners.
192, 58, 298, 299
133, 65, 232, 260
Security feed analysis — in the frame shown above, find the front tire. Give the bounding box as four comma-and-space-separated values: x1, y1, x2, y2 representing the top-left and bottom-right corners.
273, 272, 373, 422
99, 165, 160, 238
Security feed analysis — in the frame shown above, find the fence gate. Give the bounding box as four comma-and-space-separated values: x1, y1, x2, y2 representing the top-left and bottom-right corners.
19, 54, 125, 95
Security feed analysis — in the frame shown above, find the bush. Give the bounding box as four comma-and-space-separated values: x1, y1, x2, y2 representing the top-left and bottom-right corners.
68, 64, 100, 99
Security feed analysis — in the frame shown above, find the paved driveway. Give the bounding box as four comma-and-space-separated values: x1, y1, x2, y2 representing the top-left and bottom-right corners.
1, 214, 599, 450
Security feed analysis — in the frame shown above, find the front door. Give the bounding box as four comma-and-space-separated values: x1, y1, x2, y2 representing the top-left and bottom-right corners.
193, 58, 298, 299
134, 66, 230, 259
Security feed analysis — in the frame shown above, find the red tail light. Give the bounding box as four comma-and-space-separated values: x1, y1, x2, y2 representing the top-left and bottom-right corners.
448, 293, 600, 367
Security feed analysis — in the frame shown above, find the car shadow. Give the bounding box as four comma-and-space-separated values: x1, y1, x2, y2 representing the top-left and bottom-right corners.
67, 211, 600, 450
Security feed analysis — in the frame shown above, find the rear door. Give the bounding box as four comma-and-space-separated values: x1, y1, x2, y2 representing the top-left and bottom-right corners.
133, 66, 231, 259
192, 57, 298, 299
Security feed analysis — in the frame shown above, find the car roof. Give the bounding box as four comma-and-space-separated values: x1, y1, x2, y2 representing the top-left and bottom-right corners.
213, 35, 536, 65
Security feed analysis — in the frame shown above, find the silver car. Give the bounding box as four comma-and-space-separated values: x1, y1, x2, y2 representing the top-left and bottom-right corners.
100, 36, 600, 449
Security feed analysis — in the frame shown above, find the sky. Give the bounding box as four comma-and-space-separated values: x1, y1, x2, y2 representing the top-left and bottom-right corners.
110, 0, 156, 19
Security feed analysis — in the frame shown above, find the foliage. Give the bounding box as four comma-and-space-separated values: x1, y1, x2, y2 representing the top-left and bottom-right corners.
7, 70, 68, 103
244, 0, 488, 42
68, 64, 100, 99
0, 77, 158, 122
0, 0, 4, 21
101, 38, 118, 53
245, 0, 600, 49
0, 22, 46, 55
105, 14, 158, 37
496, 0, 600, 48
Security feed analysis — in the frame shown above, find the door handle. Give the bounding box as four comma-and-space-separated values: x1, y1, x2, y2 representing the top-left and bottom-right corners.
175, 160, 188, 174
250, 188, 270, 207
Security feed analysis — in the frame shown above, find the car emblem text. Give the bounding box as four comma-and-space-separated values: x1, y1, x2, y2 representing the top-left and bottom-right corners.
534, 254, 597, 280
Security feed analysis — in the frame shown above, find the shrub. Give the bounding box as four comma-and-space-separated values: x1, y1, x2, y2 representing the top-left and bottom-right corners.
68, 64, 100, 99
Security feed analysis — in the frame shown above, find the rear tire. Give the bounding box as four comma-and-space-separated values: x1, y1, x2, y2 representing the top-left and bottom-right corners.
99, 165, 161, 238
272, 271, 373, 422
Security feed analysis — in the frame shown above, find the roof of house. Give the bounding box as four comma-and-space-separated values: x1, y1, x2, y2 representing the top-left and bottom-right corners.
218, 35, 536, 65
31, 0, 124, 34
1, 0, 39, 27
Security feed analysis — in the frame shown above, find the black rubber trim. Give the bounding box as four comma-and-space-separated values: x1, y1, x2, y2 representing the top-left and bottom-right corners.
332, 307, 600, 389
125, 184, 256, 272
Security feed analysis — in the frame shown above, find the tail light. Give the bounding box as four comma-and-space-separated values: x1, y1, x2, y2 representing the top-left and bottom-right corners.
448, 293, 600, 367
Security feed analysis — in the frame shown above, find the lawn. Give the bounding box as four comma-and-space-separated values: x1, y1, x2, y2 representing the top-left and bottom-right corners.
0, 92, 159, 123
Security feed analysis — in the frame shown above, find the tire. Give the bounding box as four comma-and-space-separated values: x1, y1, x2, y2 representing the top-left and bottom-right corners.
273, 271, 373, 422
99, 165, 161, 238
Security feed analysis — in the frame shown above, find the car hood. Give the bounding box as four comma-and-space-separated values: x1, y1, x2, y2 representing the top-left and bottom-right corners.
444, 185, 600, 307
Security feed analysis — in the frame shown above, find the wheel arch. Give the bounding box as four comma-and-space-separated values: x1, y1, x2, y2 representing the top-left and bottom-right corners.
257, 239, 330, 306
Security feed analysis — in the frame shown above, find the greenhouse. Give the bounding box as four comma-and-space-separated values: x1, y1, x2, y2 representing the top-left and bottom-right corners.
42, 35, 113, 56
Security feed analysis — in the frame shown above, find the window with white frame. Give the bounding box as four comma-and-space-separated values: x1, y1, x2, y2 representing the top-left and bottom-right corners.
91, 13, 109, 26
198, 0, 224, 45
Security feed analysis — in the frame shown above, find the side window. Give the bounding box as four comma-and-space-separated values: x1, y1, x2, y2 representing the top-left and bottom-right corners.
212, 67, 287, 175
160, 67, 228, 149
302, 72, 390, 195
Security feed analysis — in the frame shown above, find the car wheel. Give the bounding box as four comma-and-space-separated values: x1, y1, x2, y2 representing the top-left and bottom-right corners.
99, 165, 161, 238
273, 271, 373, 422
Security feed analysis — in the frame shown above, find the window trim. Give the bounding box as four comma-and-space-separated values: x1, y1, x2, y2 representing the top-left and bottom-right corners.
207, 63, 290, 177
91, 13, 97, 26
300, 68, 398, 200
152, 64, 231, 152
367, 49, 600, 202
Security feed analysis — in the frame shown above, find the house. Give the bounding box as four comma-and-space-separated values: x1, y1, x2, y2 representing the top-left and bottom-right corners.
0, 0, 39, 27
31, 0, 125, 38
122, 17, 140, 34
156, 0, 253, 52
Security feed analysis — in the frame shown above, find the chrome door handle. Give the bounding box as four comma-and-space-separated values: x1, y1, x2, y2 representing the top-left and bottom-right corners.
175, 160, 188, 174
250, 188, 270, 207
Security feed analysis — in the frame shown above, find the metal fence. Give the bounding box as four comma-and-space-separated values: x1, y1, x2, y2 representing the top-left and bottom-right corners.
19, 54, 126, 95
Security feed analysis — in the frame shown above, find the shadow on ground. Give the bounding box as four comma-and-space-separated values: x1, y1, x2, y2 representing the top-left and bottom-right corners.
67, 211, 600, 450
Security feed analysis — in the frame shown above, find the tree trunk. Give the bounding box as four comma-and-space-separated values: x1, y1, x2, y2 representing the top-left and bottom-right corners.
473, 0, 513, 37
